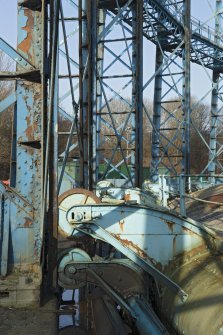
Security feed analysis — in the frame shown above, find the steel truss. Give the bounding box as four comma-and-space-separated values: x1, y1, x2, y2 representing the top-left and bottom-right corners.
1, 0, 223, 311
79, 1, 144, 189
1, 1, 223, 192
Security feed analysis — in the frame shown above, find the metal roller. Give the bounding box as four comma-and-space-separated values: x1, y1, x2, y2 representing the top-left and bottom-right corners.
161, 253, 223, 335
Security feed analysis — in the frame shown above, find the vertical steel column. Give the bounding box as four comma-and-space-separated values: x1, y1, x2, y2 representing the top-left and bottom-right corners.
89, 0, 98, 190
48, 59, 59, 288
131, 0, 143, 187
41, 0, 48, 210
10, 103, 17, 187
79, 1, 101, 190
79, 0, 89, 189
43, 0, 59, 290
150, 47, 163, 182
182, 0, 191, 188
96, 8, 106, 185
0, 0, 50, 303
10, 0, 43, 263
208, 0, 222, 184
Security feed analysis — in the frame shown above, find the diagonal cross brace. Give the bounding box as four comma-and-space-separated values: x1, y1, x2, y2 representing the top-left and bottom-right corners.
0, 37, 35, 70
0, 92, 16, 114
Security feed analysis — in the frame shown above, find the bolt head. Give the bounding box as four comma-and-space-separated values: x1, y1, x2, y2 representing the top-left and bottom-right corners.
68, 266, 77, 274
74, 212, 83, 221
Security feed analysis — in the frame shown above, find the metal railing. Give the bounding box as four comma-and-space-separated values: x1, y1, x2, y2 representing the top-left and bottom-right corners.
156, 174, 223, 216
155, 0, 223, 46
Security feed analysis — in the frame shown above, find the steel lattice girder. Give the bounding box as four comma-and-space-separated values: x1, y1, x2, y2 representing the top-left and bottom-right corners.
117, 0, 223, 71
57, 0, 223, 188
78, 0, 144, 189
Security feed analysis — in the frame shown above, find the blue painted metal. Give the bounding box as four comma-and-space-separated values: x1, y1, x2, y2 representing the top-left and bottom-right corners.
142, 0, 223, 182
147, 36, 186, 176
45, 0, 60, 290
142, 0, 223, 70
0, 37, 35, 70
79, 0, 89, 189
94, 3, 145, 187
58, 183, 223, 333
59, 0, 223, 190
150, 47, 163, 182
0, 92, 16, 114
131, 1, 143, 187
182, 0, 191, 181
13, 3, 42, 250
0, 189, 10, 276
51, 0, 223, 195
96, 8, 106, 186
57, 1, 79, 193
91, 0, 99, 189
0, 182, 34, 271
0, 1, 44, 306
127, 296, 169, 335
77, 221, 188, 302
2, 1, 223, 331
58, 186, 222, 301
208, 0, 223, 183
63, 203, 215, 265
179, 175, 186, 216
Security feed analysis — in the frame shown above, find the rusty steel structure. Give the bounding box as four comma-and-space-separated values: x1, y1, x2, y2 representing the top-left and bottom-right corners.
0, 1, 223, 335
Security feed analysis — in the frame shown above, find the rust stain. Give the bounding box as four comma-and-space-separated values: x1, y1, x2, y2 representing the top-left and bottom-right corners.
182, 226, 198, 236
25, 115, 38, 141
17, 9, 34, 60
114, 234, 157, 265
23, 217, 33, 228
185, 244, 209, 260
34, 240, 39, 258
165, 220, 175, 233
164, 243, 209, 276
173, 235, 177, 256
179, 244, 207, 264
208, 194, 223, 209
124, 193, 131, 202
33, 159, 38, 167
119, 220, 125, 232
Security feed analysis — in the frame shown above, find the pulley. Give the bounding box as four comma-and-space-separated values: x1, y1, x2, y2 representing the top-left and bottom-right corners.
59, 188, 101, 237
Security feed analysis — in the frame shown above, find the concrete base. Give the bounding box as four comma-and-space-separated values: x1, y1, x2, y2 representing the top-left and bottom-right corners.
0, 298, 58, 335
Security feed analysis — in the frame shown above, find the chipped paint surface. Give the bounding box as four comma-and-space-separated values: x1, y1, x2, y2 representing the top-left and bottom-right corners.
0, 2, 43, 308
119, 220, 125, 232
60, 197, 223, 334
114, 234, 150, 260
18, 9, 34, 59
23, 217, 33, 228
63, 203, 215, 268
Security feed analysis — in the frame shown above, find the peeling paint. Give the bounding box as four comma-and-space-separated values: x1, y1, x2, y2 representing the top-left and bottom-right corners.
119, 220, 124, 232
18, 9, 34, 61
114, 234, 157, 266
23, 217, 33, 228
165, 220, 175, 233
